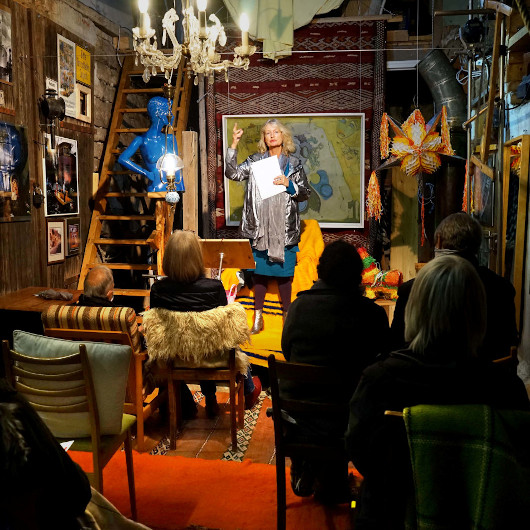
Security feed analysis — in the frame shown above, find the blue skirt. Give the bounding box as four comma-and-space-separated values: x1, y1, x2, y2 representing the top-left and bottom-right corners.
251, 244, 299, 277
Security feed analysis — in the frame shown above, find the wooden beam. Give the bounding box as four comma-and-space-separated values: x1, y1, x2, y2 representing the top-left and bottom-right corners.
182, 131, 198, 234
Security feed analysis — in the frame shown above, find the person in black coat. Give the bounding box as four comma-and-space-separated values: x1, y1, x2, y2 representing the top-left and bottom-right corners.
280, 240, 390, 504
150, 230, 262, 417
390, 212, 518, 363
347, 255, 530, 530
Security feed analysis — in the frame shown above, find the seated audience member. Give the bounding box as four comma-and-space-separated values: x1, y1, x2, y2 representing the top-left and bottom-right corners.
390, 212, 518, 361
0, 379, 149, 530
346, 255, 530, 530
280, 240, 390, 504
76, 265, 116, 307
150, 230, 262, 418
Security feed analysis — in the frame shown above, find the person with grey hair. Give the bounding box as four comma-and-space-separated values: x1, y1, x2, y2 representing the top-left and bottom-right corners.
346, 255, 529, 530
390, 211, 518, 362
76, 265, 116, 307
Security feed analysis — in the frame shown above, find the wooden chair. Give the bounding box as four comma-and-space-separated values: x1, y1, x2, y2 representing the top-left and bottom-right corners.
41, 304, 164, 452
267, 354, 349, 530
161, 348, 244, 451
2, 340, 137, 520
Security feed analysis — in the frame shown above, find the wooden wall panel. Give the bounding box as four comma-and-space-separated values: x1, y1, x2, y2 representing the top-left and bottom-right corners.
0, 1, 95, 295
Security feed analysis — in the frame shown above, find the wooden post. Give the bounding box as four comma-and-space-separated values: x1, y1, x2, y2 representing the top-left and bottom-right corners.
182, 130, 198, 233
198, 76, 210, 237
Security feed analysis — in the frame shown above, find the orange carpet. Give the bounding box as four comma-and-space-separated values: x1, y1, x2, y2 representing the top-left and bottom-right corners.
70, 451, 352, 529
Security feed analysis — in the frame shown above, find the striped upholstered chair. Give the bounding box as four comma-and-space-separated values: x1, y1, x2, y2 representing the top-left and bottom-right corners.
41, 304, 163, 452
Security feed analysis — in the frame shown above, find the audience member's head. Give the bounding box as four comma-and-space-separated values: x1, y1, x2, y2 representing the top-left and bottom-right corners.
404, 254, 486, 358
163, 230, 205, 283
434, 212, 483, 257
84, 265, 114, 300
316, 240, 363, 290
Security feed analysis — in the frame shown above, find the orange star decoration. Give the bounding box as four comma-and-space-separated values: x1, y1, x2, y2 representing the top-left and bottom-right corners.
378, 106, 457, 245
379, 107, 454, 177
366, 171, 382, 221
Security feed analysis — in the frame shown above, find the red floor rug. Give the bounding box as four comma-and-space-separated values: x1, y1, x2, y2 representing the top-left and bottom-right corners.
70, 451, 352, 530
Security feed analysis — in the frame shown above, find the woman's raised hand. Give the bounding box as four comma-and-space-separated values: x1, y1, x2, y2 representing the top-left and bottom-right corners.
231, 122, 244, 148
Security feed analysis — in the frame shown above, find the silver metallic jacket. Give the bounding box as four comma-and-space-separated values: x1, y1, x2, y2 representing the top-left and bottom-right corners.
224, 148, 312, 246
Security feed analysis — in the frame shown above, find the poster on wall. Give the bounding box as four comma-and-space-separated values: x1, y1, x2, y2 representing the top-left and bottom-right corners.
0, 123, 30, 222
222, 113, 365, 229
66, 216, 80, 256
43, 135, 79, 217
57, 35, 76, 118
75, 45, 91, 87
0, 5, 12, 85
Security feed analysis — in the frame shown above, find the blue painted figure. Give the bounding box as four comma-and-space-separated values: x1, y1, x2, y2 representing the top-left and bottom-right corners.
118, 96, 184, 193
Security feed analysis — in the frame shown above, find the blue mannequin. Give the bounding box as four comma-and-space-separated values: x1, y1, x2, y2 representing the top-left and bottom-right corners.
118, 96, 184, 193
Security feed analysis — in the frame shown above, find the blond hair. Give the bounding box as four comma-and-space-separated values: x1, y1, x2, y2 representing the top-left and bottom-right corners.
162, 230, 205, 283
404, 255, 486, 358
257, 119, 296, 155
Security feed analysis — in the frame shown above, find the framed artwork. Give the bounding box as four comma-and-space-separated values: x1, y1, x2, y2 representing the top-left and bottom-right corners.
75, 45, 91, 86
0, 4, 12, 85
222, 113, 365, 228
57, 35, 76, 118
47, 219, 65, 264
66, 216, 80, 256
75, 84, 91, 123
0, 123, 30, 222
43, 135, 79, 217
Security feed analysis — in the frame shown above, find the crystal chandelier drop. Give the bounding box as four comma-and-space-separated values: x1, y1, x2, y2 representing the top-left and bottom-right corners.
132, 0, 256, 85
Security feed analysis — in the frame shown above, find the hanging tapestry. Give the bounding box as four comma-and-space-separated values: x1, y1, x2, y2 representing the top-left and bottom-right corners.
207, 18, 385, 246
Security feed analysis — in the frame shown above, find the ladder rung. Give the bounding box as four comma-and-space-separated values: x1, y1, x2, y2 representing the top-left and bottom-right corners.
103, 192, 150, 197
99, 215, 156, 221
118, 107, 182, 114
113, 289, 151, 297
93, 238, 151, 245
122, 88, 166, 94
115, 128, 149, 133
88, 263, 157, 270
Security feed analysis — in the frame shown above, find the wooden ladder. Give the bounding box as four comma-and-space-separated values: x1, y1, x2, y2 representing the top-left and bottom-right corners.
79, 55, 191, 297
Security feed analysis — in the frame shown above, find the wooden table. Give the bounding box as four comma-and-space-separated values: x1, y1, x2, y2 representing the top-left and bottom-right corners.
0, 287, 80, 347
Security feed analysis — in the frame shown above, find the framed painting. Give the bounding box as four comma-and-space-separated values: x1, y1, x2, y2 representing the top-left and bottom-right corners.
0, 123, 30, 222
43, 135, 79, 217
0, 4, 12, 85
66, 216, 80, 256
222, 113, 365, 228
47, 219, 65, 264
57, 34, 76, 118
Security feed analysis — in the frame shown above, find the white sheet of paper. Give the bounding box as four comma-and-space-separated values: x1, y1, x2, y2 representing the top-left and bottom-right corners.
60, 440, 74, 452
251, 156, 285, 200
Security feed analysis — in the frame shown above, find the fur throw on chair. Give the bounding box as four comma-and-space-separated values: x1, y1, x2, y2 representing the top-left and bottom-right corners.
142, 303, 250, 375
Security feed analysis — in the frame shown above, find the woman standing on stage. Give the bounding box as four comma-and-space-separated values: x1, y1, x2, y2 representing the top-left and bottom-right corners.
225, 119, 311, 334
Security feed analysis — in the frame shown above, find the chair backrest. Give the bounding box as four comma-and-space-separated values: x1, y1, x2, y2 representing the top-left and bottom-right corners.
41, 304, 143, 355
2, 341, 100, 446
11, 330, 131, 436
267, 354, 348, 457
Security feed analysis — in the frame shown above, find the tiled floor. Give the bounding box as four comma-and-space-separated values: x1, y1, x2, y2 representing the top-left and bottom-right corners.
138, 385, 277, 465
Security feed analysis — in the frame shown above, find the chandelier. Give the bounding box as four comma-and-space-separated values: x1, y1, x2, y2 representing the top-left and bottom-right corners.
133, 0, 256, 85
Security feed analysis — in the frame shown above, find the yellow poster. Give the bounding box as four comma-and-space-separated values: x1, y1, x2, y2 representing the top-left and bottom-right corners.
75, 46, 91, 86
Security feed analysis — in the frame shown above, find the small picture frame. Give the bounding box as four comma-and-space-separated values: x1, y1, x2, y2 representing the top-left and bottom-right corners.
75, 83, 91, 123
47, 219, 65, 264
66, 216, 80, 256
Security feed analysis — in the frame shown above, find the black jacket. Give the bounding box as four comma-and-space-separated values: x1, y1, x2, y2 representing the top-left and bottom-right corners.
390, 259, 518, 361
150, 276, 227, 312
280, 280, 390, 435
346, 349, 530, 529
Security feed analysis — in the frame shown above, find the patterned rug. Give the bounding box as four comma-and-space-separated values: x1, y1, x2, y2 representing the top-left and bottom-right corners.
207, 18, 385, 249
149, 389, 267, 461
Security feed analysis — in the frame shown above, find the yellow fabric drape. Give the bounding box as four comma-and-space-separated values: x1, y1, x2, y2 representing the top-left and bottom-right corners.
222, 0, 343, 61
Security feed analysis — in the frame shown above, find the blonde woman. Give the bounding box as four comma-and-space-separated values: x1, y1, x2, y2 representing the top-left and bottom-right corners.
150, 230, 261, 417
225, 119, 311, 333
